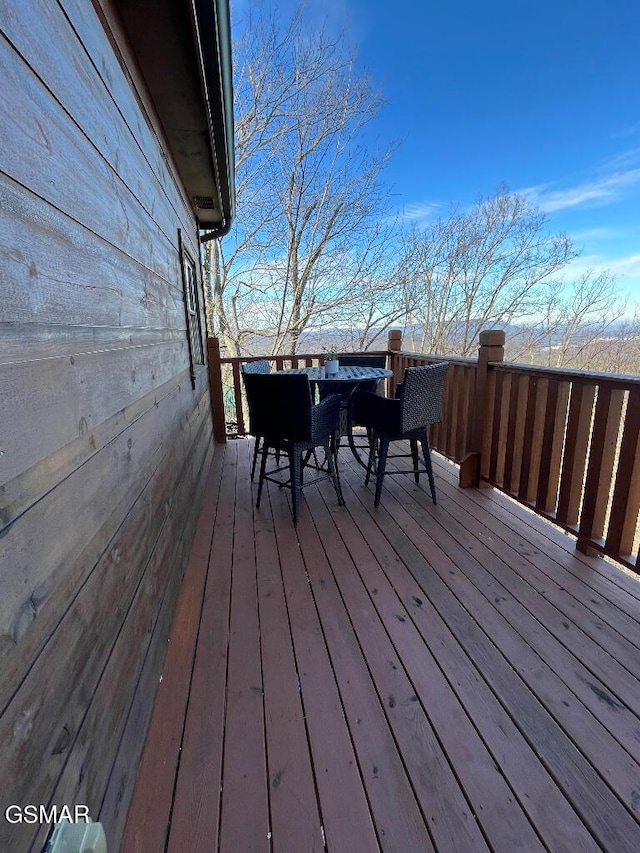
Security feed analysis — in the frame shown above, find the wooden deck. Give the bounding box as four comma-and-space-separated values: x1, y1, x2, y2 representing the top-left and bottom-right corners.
121, 438, 640, 853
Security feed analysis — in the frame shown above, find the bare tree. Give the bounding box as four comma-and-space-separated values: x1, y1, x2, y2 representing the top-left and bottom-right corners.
508, 269, 629, 368
397, 187, 577, 356
204, 5, 395, 356
592, 311, 640, 374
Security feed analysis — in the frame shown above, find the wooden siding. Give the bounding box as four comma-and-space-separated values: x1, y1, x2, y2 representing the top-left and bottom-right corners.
0, 2, 211, 850
123, 440, 640, 853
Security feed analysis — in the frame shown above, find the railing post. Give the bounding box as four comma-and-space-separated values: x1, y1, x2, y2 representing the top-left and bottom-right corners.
459, 330, 505, 487
207, 336, 227, 443
387, 329, 403, 397
387, 329, 402, 352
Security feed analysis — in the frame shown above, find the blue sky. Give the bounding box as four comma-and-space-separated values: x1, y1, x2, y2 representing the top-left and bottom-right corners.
231, 0, 640, 300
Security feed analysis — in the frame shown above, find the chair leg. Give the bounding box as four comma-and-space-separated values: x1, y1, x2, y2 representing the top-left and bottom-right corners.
410, 439, 420, 483
365, 433, 377, 487
420, 436, 437, 504
251, 436, 261, 481
290, 445, 302, 525
256, 440, 270, 508
326, 437, 344, 506
374, 436, 390, 508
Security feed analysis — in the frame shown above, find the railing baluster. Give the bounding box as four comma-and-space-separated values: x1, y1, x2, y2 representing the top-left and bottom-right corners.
447, 365, 459, 459
489, 371, 505, 484
231, 361, 245, 436
535, 379, 559, 512
606, 390, 640, 559
431, 417, 441, 453
503, 373, 521, 493
578, 384, 614, 551
512, 375, 528, 493
455, 367, 471, 460
445, 367, 458, 459
480, 370, 496, 479
497, 373, 513, 486
591, 389, 625, 541
548, 382, 571, 515
518, 376, 540, 502
556, 383, 595, 527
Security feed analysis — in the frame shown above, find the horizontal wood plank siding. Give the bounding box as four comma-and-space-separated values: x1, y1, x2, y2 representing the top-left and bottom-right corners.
0, 2, 212, 852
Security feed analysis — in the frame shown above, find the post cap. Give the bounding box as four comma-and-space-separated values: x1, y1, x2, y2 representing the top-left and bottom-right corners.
479, 330, 505, 347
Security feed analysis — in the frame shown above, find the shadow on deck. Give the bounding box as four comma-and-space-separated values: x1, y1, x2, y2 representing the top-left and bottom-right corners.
121, 439, 640, 853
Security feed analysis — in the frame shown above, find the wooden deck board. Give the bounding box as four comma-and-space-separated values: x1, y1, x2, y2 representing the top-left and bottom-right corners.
305, 482, 540, 853
339, 456, 640, 845
250, 438, 325, 853
379, 462, 640, 762
219, 439, 270, 852
337, 457, 640, 851
120, 451, 225, 853
298, 489, 441, 853
165, 445, 236, 852
268, 465, 381, 853
122, 440, 640, 853
325, 471, 600, 853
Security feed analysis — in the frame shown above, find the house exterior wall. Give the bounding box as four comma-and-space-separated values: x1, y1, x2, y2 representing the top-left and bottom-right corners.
0, 1, 213, 849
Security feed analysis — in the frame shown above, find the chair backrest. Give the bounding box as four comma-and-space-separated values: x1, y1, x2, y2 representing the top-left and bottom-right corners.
241, 372, 313, 443
400, 363, 449, 434
241, 361, 271, 436
338, 354, 387, 369
241, 359, 270, 375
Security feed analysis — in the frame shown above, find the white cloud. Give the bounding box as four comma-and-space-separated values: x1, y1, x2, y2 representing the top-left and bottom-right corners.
398, 200, 442, 224
597, 148, 640, 172
568, 227, 614, 243
521, 168, 640, 213
561, 252, 640, 295
596, 253, 640, 279
613, 123, 640, 140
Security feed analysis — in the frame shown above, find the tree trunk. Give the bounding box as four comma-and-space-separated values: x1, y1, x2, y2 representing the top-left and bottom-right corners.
206, 241, 240, 357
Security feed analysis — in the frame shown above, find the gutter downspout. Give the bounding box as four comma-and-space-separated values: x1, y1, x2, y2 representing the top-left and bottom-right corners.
200, 220, 232, 242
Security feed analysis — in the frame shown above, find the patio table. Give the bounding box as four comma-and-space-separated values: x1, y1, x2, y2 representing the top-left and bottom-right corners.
278, 365, 393, 466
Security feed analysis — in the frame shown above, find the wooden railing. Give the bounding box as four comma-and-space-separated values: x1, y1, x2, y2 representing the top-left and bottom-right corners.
388, 350, 477, 464
207, 331, 640, 572
479, 361, 640, 570
207, 339, 390, 437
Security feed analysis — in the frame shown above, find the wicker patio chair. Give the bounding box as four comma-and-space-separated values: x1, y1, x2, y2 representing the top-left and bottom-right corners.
352, 362, 449, 507
241, 360, 271, 480
242, 372, 344, 525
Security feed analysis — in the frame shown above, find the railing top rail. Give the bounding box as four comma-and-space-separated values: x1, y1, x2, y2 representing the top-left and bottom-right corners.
218, 350, 390, 365
490, 360, 640, 389
392, 351, 477, 367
